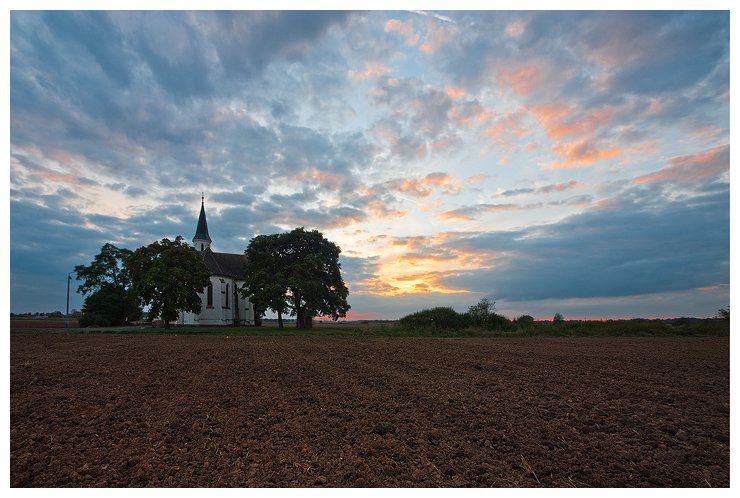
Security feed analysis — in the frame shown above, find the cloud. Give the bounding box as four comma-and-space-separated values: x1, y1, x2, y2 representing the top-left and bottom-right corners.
495, 65, 540, 96
634, 145, 729, 184
485, 108, 530, 143
384, 19, 419, 44
436, 203, 542, 221
385, 173, 454, 199
349, 64, 392, 80
536, 180, 585, 194
528, 104, 612, 140
9, 11, 729, 320
546, 138, 622, 169
418, 14, 459, 54
439, 183, 729, 302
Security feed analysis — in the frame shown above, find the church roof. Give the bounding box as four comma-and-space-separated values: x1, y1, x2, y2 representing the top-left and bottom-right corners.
201, 248, 247, 280
193, 198, 211, 243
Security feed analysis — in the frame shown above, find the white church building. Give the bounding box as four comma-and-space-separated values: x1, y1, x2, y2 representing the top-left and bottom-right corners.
176, 198, 256, 326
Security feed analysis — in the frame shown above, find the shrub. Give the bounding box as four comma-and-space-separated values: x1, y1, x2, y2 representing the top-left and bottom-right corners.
78, 313, 97, 328
486, 313, 514, 331
398, 307, 468, 332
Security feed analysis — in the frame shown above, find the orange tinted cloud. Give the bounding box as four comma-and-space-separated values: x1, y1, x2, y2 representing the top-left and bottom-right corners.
495, 65, 540, 96
629, 139, 660, 155
436, 203, 539, 221
634, 145, 729, 184
537, 179, 585, 193
548, 109, 612, 139
349, 65, 391, 80
419, 18, 458, 54
484, 109, 530, 143
293, 169, 345, 184
431, 138, 450, 150
528, 104, 612, 139
352, 233, 499, 296
463, 173, 485, 183
449, 104, 497, 129
446, 88, 465, 98
435, 210, 474, 221
546, 139, 622, 169
385, 19, 419, 44
368, 200, 410, 220
507, 23, 524, 36
30, 171, 86, 185
527, 103, 572, 124
386, 173, 454, 199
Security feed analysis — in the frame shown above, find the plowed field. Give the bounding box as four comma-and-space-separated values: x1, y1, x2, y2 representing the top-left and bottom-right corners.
10, 334, 729, 487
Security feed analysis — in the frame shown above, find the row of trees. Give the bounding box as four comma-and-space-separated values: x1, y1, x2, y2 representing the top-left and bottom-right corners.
74, 237, 210, 328
242, 228, 350, 329
74, 228, 350, 329
398, 300, 730, 335
397, 299, 577, 332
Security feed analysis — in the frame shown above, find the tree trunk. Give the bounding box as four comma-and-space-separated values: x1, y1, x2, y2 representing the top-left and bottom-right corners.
296, 304, 304, 329
277, 310, 283, 330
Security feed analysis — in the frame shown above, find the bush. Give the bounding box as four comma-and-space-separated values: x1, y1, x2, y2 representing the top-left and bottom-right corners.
398, 307, 468, 332
486, 313, 514, 331
78, 313, 97, 328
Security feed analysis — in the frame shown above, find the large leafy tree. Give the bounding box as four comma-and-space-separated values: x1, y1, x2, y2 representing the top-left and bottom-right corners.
242, 234, 291, 329
242, 227, 350, 328
466, 298, 496, 328
74, 243, 142, 326
129, 236, 212, 329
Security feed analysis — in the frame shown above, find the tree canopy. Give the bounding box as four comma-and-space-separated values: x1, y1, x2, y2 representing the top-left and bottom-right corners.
241, 233, 290, 328
74, 243, 133, 295
74, 243, 141, 326
242, 227, 350, 328
128, 236, 212, 329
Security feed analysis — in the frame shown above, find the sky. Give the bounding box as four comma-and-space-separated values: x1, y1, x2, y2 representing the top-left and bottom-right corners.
7, 8, 732, 320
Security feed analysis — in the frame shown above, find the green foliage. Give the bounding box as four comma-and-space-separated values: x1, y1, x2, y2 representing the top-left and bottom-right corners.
466, 298, 496, 327
717, 307, 729, 321
515, 315, 535, 326
672, 317, 694, 327
80, 283, 142, 327
241, 233, 290, 328
74, 243, 133, 295
242, 228, 350, 328
74, 243, 142, 325
553, 312, 565, 325
398, 307, 468, 333
129, 236, 212, 329
486, 312, 515, 331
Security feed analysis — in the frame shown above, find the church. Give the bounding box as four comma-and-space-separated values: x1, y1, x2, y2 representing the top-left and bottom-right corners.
176, 198, 256, 326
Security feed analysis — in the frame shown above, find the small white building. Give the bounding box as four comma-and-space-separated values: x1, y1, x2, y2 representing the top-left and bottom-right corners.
177, 198, 255, 326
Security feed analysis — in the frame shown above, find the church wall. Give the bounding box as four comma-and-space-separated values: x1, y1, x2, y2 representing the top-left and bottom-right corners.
177, 275, 255, 326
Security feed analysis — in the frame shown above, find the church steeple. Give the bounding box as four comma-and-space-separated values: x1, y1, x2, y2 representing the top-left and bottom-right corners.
193, 196, 212, 252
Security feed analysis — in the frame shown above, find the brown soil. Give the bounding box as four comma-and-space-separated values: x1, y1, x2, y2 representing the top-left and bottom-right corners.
10, 334, 729, 487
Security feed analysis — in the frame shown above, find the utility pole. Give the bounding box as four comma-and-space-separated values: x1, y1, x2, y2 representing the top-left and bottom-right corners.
66, 272, 73, 328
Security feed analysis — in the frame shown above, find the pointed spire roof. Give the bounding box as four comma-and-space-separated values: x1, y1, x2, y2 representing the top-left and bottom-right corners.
193, 196, 212, 243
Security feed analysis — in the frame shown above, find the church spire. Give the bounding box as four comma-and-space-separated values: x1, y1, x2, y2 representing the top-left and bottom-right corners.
193, 196, 212, 252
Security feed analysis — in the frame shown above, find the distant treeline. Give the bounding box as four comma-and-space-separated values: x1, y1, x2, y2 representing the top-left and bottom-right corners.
11, 311, 83, 319
389, 303, 729, 337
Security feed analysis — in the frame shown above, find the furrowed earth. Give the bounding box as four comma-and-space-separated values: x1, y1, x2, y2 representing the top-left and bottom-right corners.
10, 333, 729, 487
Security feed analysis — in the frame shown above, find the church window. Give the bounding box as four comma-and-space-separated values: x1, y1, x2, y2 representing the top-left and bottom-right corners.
207, 283, 213, 307
225, 284, 230, 307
